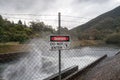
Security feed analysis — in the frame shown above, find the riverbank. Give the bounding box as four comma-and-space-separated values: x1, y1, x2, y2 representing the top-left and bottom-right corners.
71, 40, 120, 48
0, 52, 28, 63
0, 43, 29, 63
0, 42, 29, 54
71, 40, 105, 48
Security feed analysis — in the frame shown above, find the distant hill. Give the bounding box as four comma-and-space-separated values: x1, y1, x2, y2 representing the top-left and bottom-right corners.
70, 6, 120, 40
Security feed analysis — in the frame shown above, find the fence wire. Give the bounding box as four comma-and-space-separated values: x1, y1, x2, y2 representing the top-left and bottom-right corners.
0, 35, 120, 80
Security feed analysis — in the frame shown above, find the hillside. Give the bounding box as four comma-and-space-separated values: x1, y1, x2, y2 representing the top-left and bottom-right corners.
70, 6, 120, 45
71, 6, 120, 32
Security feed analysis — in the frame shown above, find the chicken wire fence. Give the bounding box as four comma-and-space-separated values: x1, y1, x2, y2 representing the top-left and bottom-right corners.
0, 37, 120, 80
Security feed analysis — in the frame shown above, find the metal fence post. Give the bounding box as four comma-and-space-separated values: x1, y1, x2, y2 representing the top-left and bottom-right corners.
58, 12, 61, 80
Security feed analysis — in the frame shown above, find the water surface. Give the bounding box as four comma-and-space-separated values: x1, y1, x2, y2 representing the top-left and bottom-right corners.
0, 46, 119, 80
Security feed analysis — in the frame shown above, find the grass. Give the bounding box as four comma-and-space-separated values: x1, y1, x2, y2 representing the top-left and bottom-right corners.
0, 40, 105, 53
0, 42, 29, 54
71, 40, 105, 48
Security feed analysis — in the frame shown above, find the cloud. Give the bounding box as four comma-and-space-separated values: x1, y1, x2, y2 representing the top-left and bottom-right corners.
0, 0, 120, 29
0, 0, 56, 13
77, 0, 111, 3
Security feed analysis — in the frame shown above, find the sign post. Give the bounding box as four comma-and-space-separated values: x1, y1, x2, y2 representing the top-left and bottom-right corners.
49, 13, 70, 80
50, 36, 70, 50
58, 12, 61, 80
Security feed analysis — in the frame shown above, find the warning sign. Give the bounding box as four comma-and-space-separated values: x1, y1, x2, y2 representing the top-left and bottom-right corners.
50, 36, 70, 50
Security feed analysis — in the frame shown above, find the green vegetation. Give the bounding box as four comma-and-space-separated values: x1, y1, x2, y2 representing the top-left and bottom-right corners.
70, 6, 120, 46
106, 33, 120, 45
0, 15, 54, 43
0, 15, 55, 53
0, 43, 21, 53
0, 42, 30, 53
71, 40, 104, 48
30, 21, 54, 37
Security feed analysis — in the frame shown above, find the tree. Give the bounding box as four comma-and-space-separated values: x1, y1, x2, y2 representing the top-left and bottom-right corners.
56, 27, 69, 34
30, 21, 44, 32
0, 15, 54, 43
30, 21, 54, 34
106, 33, 120, 45
18, 20, 22, 25
0, 15, 4, 27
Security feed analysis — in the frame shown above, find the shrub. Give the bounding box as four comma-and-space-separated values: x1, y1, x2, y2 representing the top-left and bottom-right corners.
106, 33, 120, 45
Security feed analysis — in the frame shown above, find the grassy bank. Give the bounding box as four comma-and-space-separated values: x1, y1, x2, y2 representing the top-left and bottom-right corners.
71, 40, 105, 48
0, 42, 28, 54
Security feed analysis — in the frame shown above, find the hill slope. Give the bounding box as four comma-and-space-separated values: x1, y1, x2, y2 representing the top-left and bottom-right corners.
70, 6, 120, 41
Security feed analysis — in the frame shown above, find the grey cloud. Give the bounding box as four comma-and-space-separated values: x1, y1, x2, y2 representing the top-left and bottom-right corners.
0, 0, 55, 12
0, 0, 119, 29
77, 0, 111, 3
0, 0, 33, 11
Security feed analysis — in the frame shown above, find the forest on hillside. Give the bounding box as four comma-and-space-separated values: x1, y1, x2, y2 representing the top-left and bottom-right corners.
71, 6, 120, 46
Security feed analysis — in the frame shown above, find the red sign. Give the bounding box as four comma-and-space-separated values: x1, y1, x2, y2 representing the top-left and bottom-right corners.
50, 36, 70, 42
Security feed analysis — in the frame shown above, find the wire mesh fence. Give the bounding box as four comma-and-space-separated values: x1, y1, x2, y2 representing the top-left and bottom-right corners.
0, 35, 120, 80
0, 13, 120, 80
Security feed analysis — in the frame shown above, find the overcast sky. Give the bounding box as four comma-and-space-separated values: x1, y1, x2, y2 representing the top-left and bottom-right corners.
0, 0, 120, 29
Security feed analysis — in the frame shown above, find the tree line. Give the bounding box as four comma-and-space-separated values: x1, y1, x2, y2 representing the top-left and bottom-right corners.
0, 15, 55, 43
